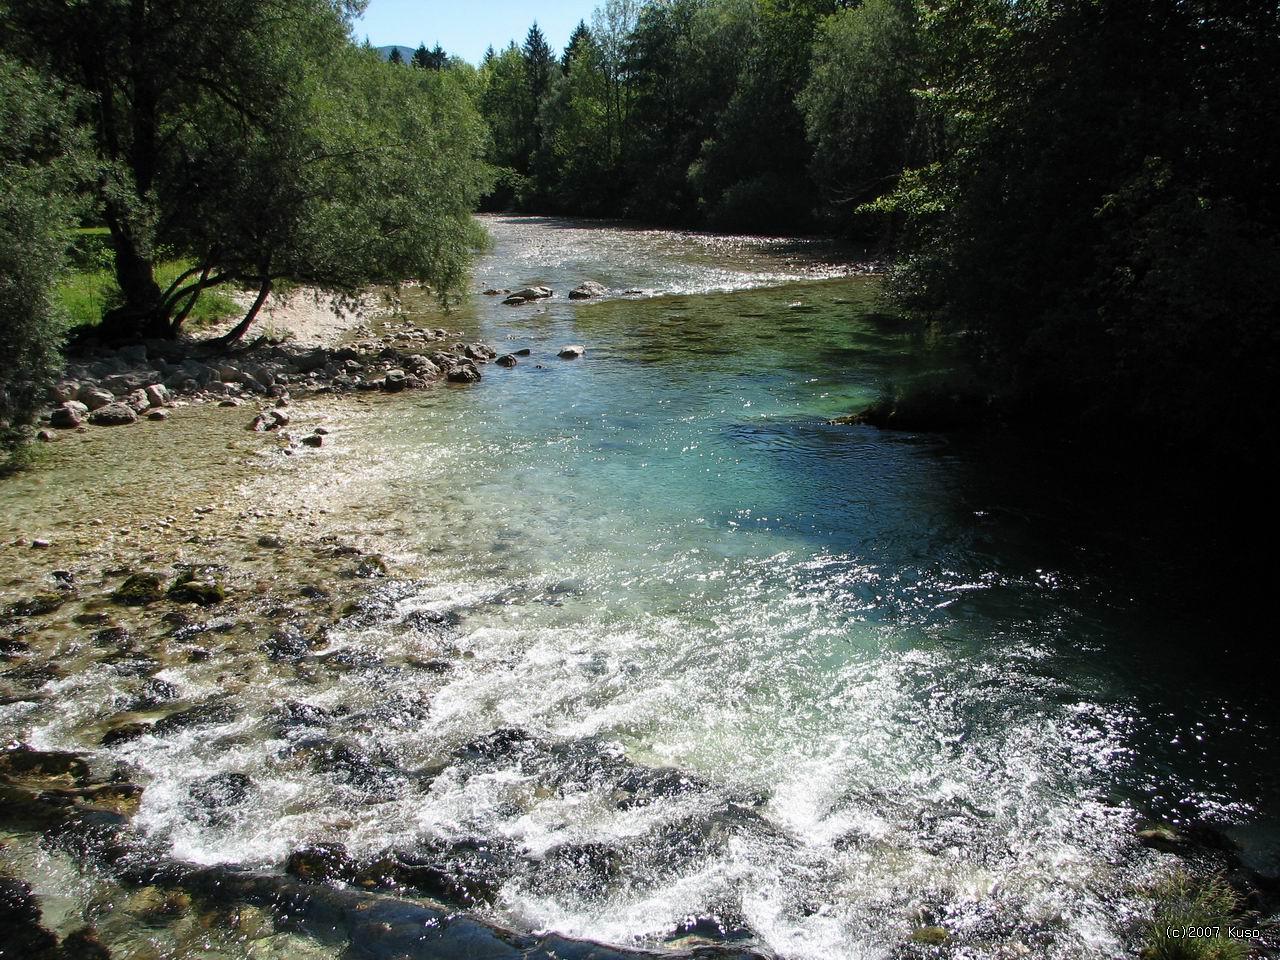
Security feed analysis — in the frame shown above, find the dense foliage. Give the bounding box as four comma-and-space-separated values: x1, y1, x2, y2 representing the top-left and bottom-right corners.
882, 0, 1280, 458
1, 0, 492, 341
0, 55, 86, 452
476, 0, 1277, 460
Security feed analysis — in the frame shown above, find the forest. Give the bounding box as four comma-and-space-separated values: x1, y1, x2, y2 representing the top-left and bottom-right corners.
4, 0, 1280, 474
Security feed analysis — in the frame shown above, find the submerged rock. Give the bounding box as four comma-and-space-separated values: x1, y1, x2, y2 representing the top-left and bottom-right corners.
5, 594, 65, 618
0, 745, 91, 787
112, 573, 166, 606
166, 576, 226, 606
558, 345, 585, 360
495, 354, 518, 368
285, 843, 356, 883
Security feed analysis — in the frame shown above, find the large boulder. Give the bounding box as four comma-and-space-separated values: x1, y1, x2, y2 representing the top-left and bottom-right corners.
49, 402, 87, 429
446, 362, 481, 384
568, 281, 606, 300
76, 384, 115, 410
88, 402, 138, 426
383, 369, 408, 392
144, 383, 171, 407
122, 389, 151, 412
504, 286, 553, 305
558, 345, 585, 360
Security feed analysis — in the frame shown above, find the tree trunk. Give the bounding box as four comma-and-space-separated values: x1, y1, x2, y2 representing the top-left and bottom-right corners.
213, 279, 272, 346
97, 208, 168, 341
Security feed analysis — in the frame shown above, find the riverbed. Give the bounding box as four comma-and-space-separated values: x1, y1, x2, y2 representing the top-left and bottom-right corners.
2, 215, 1277, 959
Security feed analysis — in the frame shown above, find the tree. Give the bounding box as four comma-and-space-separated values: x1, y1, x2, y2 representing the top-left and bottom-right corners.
412, 44, 430, 68
0, 56, 86, 451
536, 28, 612, 212
522, 22, 556, 161
563, 20, 593, 73
884, 0, 1280, 457
799, 0, 926, 229
3, 0, 491, 341
479, 42, 534, 204
388, 46, 404, 65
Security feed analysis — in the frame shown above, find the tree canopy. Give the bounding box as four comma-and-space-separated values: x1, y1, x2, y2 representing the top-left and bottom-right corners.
1, 0, 491, 341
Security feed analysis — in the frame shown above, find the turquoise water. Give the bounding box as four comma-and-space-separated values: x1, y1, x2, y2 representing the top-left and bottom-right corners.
9, 216, 1277, 958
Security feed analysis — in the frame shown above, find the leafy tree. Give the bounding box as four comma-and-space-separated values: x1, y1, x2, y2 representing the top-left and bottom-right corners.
0, 56, 86, 451
3, 0, 489, 341
799, 0, 926, 231
884, 0, 1280, 457
536, 28, 612, 212
479, 42, 534, 204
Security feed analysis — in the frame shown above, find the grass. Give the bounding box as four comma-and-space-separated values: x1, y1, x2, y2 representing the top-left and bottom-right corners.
56, 228, 240, 332
1140, 870, 1251, 960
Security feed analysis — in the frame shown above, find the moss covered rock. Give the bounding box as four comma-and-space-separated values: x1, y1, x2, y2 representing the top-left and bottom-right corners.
112, 573, 166, 606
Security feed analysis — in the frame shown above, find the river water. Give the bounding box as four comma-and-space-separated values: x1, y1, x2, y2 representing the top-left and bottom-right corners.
3, 215, 1278, 958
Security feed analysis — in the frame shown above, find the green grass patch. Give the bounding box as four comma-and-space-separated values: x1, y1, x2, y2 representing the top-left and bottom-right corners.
1140, 870, 1250, 960
54, 258, 240, 332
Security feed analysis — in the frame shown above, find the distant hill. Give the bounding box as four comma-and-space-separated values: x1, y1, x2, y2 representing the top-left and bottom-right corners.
375, 45, 416, 63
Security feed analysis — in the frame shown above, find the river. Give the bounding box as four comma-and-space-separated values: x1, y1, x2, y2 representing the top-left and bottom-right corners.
2, 215, 1277, 959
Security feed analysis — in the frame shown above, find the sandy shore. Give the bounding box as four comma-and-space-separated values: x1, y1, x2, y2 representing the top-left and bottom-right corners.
214, 286, 390, 347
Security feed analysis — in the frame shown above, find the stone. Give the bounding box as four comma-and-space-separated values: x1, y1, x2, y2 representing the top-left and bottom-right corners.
88, 402, 138, 426
144, 383, 171, 407
482, 288, 508, 296
123, 388, 151, 412
446, 362, 481, 384
257, 534, 284, 549
48, 380, 79, 403
77, 385, 115, 410
0, 745, 90, 786
285, 843, 355, 884
167, 577, 226, 606
910, 927, 949, 946
301, 433, 324, 448
514, 348, 532, 356
35, 430, 56, 442
383, 369, 408, 392
569, 280, 607, 300
6, 594, 64, 618
113, 573, 166, 605
515, 286, 553, 300
147, 409, 170, 421
495, 355, 518, 367
49, 401, 87, 429
558, 345, 585, 360
353, 555, 389, 579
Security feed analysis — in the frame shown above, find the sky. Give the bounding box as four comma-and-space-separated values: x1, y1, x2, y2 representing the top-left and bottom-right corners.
353, 0, 599, 64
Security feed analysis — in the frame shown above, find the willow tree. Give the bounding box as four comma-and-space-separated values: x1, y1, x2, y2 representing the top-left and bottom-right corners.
2, 0, 491, 341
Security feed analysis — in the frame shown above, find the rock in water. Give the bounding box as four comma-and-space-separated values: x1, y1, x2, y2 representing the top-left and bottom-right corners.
558, 345, 585, 360
515, 286, 553, 300
495, 354, 518, 367
446, 363, 481, 384
569, 280, 606, 300
87, 402, 138, 426
383, 369, 407, 392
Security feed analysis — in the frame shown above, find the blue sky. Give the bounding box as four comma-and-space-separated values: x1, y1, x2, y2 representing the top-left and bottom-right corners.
353, 1, 599, 64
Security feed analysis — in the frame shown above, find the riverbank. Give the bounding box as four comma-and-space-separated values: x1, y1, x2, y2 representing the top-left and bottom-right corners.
4, 216, 1278, 959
